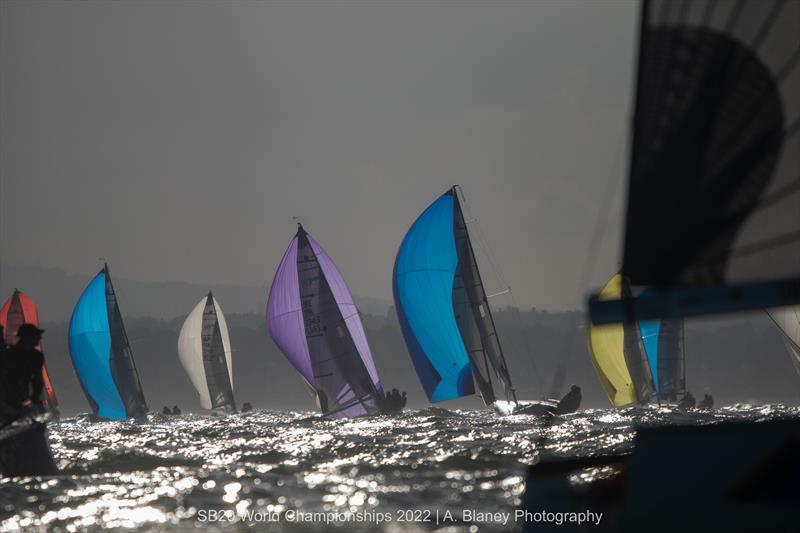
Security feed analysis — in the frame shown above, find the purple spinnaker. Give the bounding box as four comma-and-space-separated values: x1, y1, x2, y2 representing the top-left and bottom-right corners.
266, 226, 384, 418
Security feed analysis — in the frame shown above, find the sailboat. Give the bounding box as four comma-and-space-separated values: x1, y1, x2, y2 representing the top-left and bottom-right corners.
766, 306, 800, 376
0, 289, 59, 408
525, 1, 800, 529
68, 264, 149, 420
0, 289, 59, 476
588, 274, 685, 407
392, 185, 519, 411
177, 292, 236, 412
266, 224, 386, 419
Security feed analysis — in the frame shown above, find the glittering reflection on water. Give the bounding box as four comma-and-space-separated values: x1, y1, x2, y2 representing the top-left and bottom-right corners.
1, 404, 798, 532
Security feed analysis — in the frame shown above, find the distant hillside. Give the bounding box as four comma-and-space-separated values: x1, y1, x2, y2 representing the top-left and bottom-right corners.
0, 263, 391, 321
34, 306, 800, 416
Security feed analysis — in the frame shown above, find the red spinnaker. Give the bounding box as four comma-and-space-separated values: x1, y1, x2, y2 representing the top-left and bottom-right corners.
0, 289, 59, 407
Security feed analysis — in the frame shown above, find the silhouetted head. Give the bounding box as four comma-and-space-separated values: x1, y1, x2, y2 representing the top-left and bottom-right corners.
16, 323, 44, 346
401, 392, 407, 397
570, 385, 581, 393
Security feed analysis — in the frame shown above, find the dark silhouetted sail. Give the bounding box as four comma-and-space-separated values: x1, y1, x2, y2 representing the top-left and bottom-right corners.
591, 0, 800, 323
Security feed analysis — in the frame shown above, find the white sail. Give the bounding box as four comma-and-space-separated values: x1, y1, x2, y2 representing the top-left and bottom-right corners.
767, 307, 800, 376
177, 294, 234, 409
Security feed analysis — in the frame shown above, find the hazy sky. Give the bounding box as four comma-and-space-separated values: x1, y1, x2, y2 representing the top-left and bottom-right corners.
1, 0, 637, 311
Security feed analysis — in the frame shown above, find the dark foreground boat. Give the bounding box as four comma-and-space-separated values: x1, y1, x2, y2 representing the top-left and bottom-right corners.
0, 412, 58, 477
525, 0, 800, 530
523, 419, 800, 533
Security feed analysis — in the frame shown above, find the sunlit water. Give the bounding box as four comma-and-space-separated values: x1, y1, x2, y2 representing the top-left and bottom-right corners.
2, 404, 798, 532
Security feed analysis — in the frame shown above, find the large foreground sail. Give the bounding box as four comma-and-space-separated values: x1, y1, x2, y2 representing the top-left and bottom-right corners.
68, 264, 148, 420
0, 289, 58, 407
590, 0, 800, 324
266, 224, 384, 419
178, 292, 236, 411
393, 186, 516, 405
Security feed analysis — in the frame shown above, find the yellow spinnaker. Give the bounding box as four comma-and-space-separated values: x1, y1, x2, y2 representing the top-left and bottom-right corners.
587, 274, 637, 407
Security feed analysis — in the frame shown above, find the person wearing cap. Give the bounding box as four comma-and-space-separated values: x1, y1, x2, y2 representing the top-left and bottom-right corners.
0, 323, 46, 413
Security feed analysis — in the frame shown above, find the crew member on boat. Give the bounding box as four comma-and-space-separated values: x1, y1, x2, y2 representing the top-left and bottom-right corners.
555, 385, 582, 414
0, 323, 46, 417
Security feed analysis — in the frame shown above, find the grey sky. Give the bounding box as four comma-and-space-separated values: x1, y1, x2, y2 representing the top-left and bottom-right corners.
1, 0, 636, 311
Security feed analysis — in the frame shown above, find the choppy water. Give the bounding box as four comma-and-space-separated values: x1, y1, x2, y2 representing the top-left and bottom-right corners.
2, 404, 798, 532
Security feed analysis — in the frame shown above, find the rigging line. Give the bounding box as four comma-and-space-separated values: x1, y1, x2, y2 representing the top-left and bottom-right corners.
752, 176, 800, 213
749, 0, 786, 53
466, 213, 545, 394
706, 111, 800, 209
729, 228, 800, 258
724, 0, 746, 33
546, 126, 627, 405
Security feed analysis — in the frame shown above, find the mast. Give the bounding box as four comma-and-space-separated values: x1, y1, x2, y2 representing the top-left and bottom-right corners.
451, 185, 518, 404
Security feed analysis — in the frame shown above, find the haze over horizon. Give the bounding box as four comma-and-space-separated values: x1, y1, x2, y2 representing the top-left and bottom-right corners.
0, 0, 637, 311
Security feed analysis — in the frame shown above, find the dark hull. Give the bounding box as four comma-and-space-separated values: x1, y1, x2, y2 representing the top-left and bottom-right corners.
0, 420, 58, 476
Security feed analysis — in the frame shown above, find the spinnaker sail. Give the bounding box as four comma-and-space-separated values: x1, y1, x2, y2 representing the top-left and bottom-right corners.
0, 289, 58, 407
588, 274, 685, 406
68, 264, 148, 420
178, 292, 236, 411
266, 224, 384, 418
392, 186, 517, 405
590, 0, 800, 324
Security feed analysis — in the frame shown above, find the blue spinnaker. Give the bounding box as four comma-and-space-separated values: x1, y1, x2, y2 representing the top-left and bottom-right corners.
393, 191, 475, 402
68, 272, 127, 420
